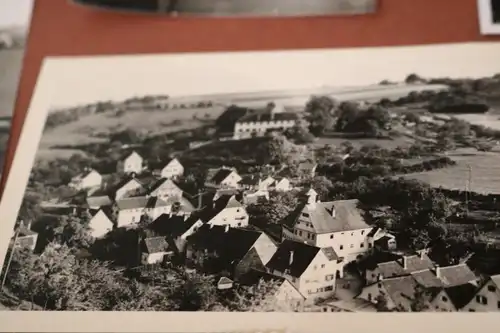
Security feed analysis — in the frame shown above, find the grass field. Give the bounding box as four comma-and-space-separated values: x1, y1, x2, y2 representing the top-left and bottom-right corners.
0, 49, 23, 117
37, 106, 226, 160
402, 148, 500, 195
314, 136, 415, 150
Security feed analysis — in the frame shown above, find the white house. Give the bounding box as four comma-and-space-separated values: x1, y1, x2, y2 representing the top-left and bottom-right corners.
113, 177, 145, 200
265, 239, 344, 302
115, 196, 148, 228
282, 189, 374, 262
197, 194, 249, 228
205, 167, 242, 189
428, 283, 478, 312
147, 178, 183, 200
160, 158, 184, 179
88, 208, 115, 238
461, 274, 500, 312
140, 236, 172, 265
233, 104, 300, 140
69, 169, 102, 190
117, 151, 143, 174
271, 177, 292, 192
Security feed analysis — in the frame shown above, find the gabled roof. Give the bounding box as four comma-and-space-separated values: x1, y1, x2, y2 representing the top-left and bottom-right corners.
265, 240, 326, 278
86, 195, 113, 208
72, 168, 100, 181
149, 214, 200, 238
437, 264, 477, 287
285, 199, 370, 234
148, 178, 182, 194
378, 275, 419, 310
116, 196, 148, 210
376, 254, 434, 278
187, 224, 265, 264
197, 195, 244, 223
240, 174, 263, 187
163, 158, 182, 169
91, 206, 115, 221
411, 269, 443, 288
442, 283, 478, 309
207, 167, 239, 185
142, 236, 169, 254
145, 197, 169, 209
112, 176, 143, 192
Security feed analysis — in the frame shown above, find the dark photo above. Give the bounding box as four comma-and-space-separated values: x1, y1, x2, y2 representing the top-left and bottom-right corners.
73, 0, 378, 17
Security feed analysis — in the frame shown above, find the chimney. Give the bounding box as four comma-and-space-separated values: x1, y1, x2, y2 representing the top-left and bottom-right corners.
419, 250, 426, 260
225, 225, 230, 233
331, 208, 336, 218
435, 265, 441, 278
289, 251, 294, 266
377, 273, 383, 282
402, 256, 408, 270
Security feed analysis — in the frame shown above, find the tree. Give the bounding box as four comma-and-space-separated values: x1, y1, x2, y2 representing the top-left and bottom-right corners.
283, 126, 315, 144
247, 191, 300, 225
405, 73, 425, 84
53, 212, 94, 250
305, 96, 337, 136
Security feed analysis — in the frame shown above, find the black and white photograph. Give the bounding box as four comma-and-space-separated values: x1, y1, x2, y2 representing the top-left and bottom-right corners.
73, 0, 378, 17
478, 0, 500, 34
1, 42, 500, 331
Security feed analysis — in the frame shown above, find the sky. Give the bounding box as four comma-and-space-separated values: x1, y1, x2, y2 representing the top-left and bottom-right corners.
36, 42, 500, 109
0, 0, 33, 28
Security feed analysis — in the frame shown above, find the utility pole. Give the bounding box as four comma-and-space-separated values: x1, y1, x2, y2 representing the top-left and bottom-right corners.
1, 228, 21, 290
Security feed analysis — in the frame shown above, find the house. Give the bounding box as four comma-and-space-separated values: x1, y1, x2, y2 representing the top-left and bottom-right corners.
365, 252, 434, 284
204, 167, 242, 189
282, 189, 374, 262
242, 188, 269, 205
160, 158, 184, 179
117, 151, 143, 174
140, 236, 172, 265
185, 224, 278, 279
147, 178, 183, 200
112, 176, 145, 200
115, 196, 149, 227
14, 221, 38, 251
265, 239, 344, 302
68, 169, 102, 190
147, 214, 204, 255
461, 274, 500, 312
217, 276, 234, 290
196, 194, 249, 228
270, 177, 292, 192
233, 103, 300, 140
428, 284, 478, 312
239, 269, 306, 310
88, 207, 115, 238
144, 197, 170, 220
357, 275, 419, 311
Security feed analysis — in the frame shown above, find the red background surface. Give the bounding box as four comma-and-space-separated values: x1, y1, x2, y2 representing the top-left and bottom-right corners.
2, 0, 500, 190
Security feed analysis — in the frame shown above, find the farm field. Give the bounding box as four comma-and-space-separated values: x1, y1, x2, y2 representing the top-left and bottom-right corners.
448, 112, 500, 131
38, 106, 225, 160
313, 135, 414, 150
401, 149, 500, 195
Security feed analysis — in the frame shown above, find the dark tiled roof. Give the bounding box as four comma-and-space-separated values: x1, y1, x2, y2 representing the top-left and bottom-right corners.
142, 236, 169, 254
443, 283, 478, 309
116, 196, 148, 210
265, 240, 321, 278
359, 251, 402, 271
210, 168, 235, 185
376, 254, 434, 279
198, 195, 244, 223
437, 264, 477, 287
187, 224, 264, 264
379, 276, 419, 310
148, 214, 199, 238
237, 109, 299, 123
86, 195, 113, 208
411, 269, 443, 288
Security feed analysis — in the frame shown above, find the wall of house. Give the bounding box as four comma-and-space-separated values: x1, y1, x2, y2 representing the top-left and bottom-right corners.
89, 211, 114, 238
275, 179, 291, 191
315, 228, 374, 260
143, 252, 166, 265
116, 181, 143, 200
161, 162, 184, 179
357, 283, 396, 310
146, 206, 170, 220
462, 280, 500, 312
274, 281, 306, 310
117, 209, 144, 228
123, 155, 143, 174
208, 207, 249, 227
260, 177, 275, 190
253, 234, 278, 265
298, 252, 341, 301
234, 249, 267, 280
430, 290, 458, 312
233, 119, 296, 139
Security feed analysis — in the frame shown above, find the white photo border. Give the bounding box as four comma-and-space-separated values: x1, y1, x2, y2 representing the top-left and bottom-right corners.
2, 43, 500, 331
478, 0, 500, 34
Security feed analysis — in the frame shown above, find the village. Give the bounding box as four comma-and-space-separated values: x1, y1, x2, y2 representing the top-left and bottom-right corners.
4, 74, 500, 312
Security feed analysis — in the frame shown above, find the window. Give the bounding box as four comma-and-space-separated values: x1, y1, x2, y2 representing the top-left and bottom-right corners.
236, 209, 240, 212
317, 288, 324, 292
368, 293, 372, 301
361, 230, 365, 235
325, 285, 334, 291
360, 243, 364, 248
321, 264, 325, 268
330, 234, 334, 239
488, 285, 496, 292
476, 295, 488, 305
305, 279, 310, 283
442, 296, 448, 302
302, 213, 309, 218
307, 290, 313, 294
350, 244, 354, 248
313, 265, 317, 270
237, 223, 241, 227
469, 309, 475, 312
325, 274, 334, 281
299, 231, 303, 236
497, 301, 500, 309
369, 243, 373, 248
340, 245, 344, 250
351, 232, 354, 236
